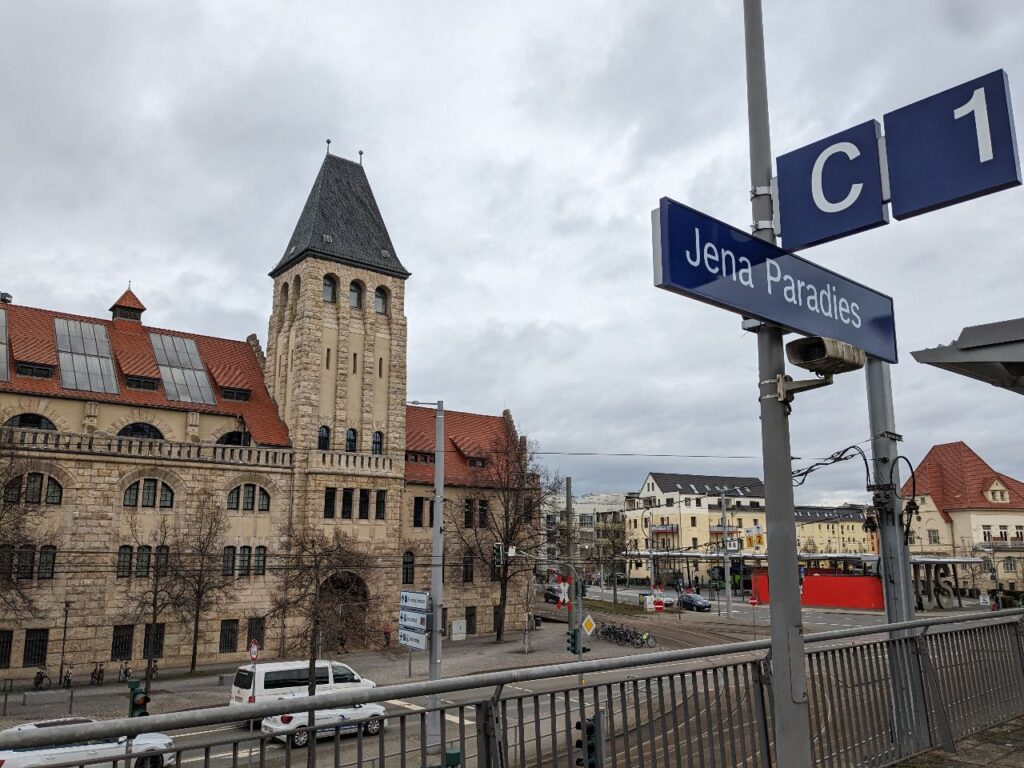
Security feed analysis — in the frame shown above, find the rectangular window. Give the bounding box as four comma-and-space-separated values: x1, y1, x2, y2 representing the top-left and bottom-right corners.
413, 497, 424, 528
464, 499, 475, 528
253, 547, 267, 576
692, 537, 699, 548
690, 516, 697, 527
465, 606, 477, 635
927, 529, 940, 545
242, 484, 255, 511
150, 332, 216, 404
125, 376, 159, 391
141, 478, 157, 507
15, 363, 52, 378
666, 497, 674, 507
238, 546, 251, 577
375, 490, 386, 520
323, 487, 336, 518
478, 499, 489, 529
0, 630, 11, 669
462, 552, 474, 583
219, 620, 239, 653
751, 501, 761, 508
342, 488, 354, 519
143, 623, 165, 659
25, 473, 42, 504
17, 546, 34, 579
54, 318, 119, 394
111, 625, 134, 661
23, 628, 48, 667
247, 617, 265, 649
983, 525, 993, 542
1000, 525, 1009, 540
696, 499, 702, 507
358, 489, 370, 519
222, 388, 251, 401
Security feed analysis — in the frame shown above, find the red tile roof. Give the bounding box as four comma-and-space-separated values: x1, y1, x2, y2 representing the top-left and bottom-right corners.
0, 299, 290, 446
110, 289, 146, 312
405, 406, 513, 487
902, 441, 1024, 523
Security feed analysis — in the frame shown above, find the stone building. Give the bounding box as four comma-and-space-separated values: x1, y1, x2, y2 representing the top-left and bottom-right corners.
0, 153, 529, 678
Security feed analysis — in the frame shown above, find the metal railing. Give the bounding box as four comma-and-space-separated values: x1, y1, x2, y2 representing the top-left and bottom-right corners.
2, 609, 1022, 768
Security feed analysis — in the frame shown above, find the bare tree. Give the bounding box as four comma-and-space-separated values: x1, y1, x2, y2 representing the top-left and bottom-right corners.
170, 490, 234, 673
0, 435, 50, 616
594, 520, 628, 604
120, 512, 176, 695
268, 520, 373, 695
446, 423, 560, 642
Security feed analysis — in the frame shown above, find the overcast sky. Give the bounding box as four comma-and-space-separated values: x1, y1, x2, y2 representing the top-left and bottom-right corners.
2, 2, 1023, 504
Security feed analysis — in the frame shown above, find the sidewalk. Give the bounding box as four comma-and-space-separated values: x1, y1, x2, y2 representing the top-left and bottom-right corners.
897, 716, 1024, 766
0, 623, 660, 727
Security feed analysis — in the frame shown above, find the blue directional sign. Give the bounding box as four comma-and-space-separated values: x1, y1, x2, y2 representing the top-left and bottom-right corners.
884, 70, 1021, 220
777, 120, 888, 251
653, 198, 897, 363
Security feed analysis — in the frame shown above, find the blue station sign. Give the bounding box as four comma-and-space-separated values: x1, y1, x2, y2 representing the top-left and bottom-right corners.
776, 69, 1021, 250
653, 198, 897, 363
884, 69, 1021, 220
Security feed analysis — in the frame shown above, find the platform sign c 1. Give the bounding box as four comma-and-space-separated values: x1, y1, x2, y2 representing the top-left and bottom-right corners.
653, 197, 897, 363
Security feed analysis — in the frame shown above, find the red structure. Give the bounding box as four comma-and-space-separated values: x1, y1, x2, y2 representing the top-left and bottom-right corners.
752, 570, 884, 610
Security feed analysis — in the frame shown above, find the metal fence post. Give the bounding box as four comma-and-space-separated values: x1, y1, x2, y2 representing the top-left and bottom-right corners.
1014, 620, 1024, 713
755, 655, 775, 766
914, 634, 955, 753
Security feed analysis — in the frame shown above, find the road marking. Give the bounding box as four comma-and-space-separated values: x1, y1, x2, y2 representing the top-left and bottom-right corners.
507, 685, 533, 693
176, 724, 242, 738
386, 698, 473, 725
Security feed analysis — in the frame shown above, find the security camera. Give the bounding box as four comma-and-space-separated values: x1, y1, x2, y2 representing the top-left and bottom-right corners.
786, 336, 866, 376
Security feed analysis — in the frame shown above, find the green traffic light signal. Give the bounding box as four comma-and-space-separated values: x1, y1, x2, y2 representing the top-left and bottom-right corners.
127, 679, 150, 717
565, 628, 581, 654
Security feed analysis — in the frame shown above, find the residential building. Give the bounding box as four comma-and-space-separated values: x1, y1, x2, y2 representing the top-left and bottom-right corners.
0, 153, 530, 678
903, 441, 1024, 591
542, 492, 625, 582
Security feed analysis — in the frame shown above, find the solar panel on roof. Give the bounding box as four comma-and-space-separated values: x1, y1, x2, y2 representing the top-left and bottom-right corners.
0, 308, 7, 382
54, 318, 118, 394
150, 333, 216, 405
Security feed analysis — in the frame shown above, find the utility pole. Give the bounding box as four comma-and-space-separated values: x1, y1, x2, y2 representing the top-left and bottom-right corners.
743, 2, 814, 765
427, 401, 445, 751
721, 492, 732, 619
564, 478, 574, 583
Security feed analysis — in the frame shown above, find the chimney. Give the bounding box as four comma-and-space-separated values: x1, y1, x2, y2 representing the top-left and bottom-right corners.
0, 293, 12, 304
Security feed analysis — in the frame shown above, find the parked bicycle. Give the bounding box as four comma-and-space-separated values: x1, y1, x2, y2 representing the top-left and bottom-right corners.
117, 660, 133, 682
633, 631, 657, 648
31, 667, 51, 691
89, 661, 105, 686
62, 666, 73, 689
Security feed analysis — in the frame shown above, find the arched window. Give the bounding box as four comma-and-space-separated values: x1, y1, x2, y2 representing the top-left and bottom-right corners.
372, 431, 383, 455
3, 474, 62, 505
123, 478, 175, 509
323, 276, 338, 303
17, 545, 35, 579
374, 287, 388, 315
349, 281, 363, 309
238, 546, 251, 577
227, 487, 239, 510
217, 431, 251, 446
136, 545, 151, 578
223, 546, 236, 576
279, 282, 289, 310
117, 422, 164, 440
0, 545, 13, 579
228, 484, 271, 512
345, 428, 357, 452
254, 546, 267, 576
3, 414, 56, 431
259, 488, 270, 512
318, 426, 331, 450
402, 551, 415, 585
117, 546, 133, 578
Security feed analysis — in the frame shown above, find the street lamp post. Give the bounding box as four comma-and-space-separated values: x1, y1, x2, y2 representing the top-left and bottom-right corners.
58, 601, 71, 686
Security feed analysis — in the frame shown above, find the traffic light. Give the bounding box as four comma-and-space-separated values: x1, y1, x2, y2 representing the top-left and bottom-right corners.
492, 542, 504, 569
566, 628, 581, 654
127, 679, 150, 717
574, 712, 605, 768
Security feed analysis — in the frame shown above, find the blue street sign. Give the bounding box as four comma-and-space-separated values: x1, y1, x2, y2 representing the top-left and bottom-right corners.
653, 198, 897, 363
884, 70, 1021, 220
777, 120, 888, 251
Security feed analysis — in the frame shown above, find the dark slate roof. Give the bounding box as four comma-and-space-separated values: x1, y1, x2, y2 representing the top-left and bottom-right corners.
650, 473, 765, 497
270, 154, 410, 279
794, 504, 867, 521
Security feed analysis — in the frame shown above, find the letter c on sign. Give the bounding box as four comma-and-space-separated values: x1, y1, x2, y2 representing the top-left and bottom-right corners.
811, 141, 863, 214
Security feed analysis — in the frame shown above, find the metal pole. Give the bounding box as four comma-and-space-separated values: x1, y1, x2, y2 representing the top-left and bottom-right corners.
866, 358, 929, 751
58, 601, 70, 686
565, 478, 574, 582
743, 2, 813, 765
427, 401, 445, 751
722, 493, 732, 619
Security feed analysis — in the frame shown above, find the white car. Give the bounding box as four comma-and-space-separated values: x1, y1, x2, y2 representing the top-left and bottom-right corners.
261, 701, 388, 748
0, 718, 174, 768
230, 660, 376, 707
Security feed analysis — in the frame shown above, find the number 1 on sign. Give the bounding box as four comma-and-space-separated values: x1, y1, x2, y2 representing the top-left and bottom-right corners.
954, 87, 994, 163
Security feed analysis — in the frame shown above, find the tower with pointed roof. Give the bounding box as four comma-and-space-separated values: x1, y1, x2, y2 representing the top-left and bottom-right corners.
265, 153, 409, 456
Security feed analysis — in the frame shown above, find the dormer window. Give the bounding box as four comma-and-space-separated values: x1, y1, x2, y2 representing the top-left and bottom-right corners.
221, 388, 251, 402
15, 363, 52, 379
468, 457, 487, 468
112, 308, 142, 321
126, 376, 159, 391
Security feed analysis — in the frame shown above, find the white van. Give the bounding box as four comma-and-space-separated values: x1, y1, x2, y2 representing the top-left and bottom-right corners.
229, 660, 376, 706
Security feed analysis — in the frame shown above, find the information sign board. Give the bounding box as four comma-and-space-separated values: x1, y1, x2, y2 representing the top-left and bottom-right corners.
398, 627, 428, 651
400, 591, 430, 612
400, 609, 429, 632
653, 198, 897, 362
885, 70, 1021, 220
777, 120, 888, 251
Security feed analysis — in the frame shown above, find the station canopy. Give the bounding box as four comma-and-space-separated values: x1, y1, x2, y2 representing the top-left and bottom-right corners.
912, 317, 1024, 396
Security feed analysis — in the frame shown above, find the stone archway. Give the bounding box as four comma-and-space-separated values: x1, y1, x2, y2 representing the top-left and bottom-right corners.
319, 571, 370, 651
